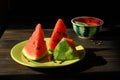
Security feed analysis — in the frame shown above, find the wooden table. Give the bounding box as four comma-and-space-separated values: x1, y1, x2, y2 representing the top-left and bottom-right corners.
0, 27, 120, 79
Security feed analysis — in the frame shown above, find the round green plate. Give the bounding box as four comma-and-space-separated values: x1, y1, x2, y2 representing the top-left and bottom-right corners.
10, 38, 85, 68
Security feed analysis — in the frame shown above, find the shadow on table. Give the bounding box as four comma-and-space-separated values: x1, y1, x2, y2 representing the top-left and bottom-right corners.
29, 48, 107, 74
93, 26, 120, 53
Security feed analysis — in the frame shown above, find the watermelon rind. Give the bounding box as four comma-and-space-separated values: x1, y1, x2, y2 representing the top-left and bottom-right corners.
22, 48, 47, 60
53, 38, 79, 61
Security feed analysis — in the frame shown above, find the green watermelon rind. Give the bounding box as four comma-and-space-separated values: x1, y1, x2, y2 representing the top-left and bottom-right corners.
52, 38, 84, 61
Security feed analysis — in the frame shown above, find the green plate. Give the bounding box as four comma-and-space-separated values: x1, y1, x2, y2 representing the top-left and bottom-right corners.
10, 38, 85, 68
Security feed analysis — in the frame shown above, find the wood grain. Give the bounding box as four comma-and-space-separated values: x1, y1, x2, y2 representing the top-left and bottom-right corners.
0, 28, 120, 79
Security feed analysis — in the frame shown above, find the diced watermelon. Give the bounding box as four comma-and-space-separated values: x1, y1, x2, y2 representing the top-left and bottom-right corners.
22, 23, 47, 60
48, 18, 68, 51
75, 17, 101, 26
53, 37, 79, 61
85, 18, 99, 26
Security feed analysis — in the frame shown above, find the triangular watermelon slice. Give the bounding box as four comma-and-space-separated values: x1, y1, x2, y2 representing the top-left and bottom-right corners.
22, 23, 47, 60
48, 18, 68, 51
53, 37, 79, 61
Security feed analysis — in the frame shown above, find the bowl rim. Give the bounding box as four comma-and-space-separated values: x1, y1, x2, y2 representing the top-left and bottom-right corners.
71, 16, 104, 26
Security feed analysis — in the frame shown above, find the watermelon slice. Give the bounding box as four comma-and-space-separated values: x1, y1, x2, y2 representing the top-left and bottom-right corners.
48, 18, 68, 51
53, 37, 79, 61
22, 23, 47, 60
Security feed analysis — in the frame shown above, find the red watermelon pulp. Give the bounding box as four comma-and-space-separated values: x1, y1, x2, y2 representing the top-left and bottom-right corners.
48, 18, 68, 51
22, 23, 47, 60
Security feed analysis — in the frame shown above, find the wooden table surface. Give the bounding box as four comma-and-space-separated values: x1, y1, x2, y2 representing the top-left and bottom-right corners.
0, 27, 120, 79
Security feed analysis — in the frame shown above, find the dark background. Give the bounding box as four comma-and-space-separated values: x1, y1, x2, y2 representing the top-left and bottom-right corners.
9, 1, 120, 28
1, 0, 120, 29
